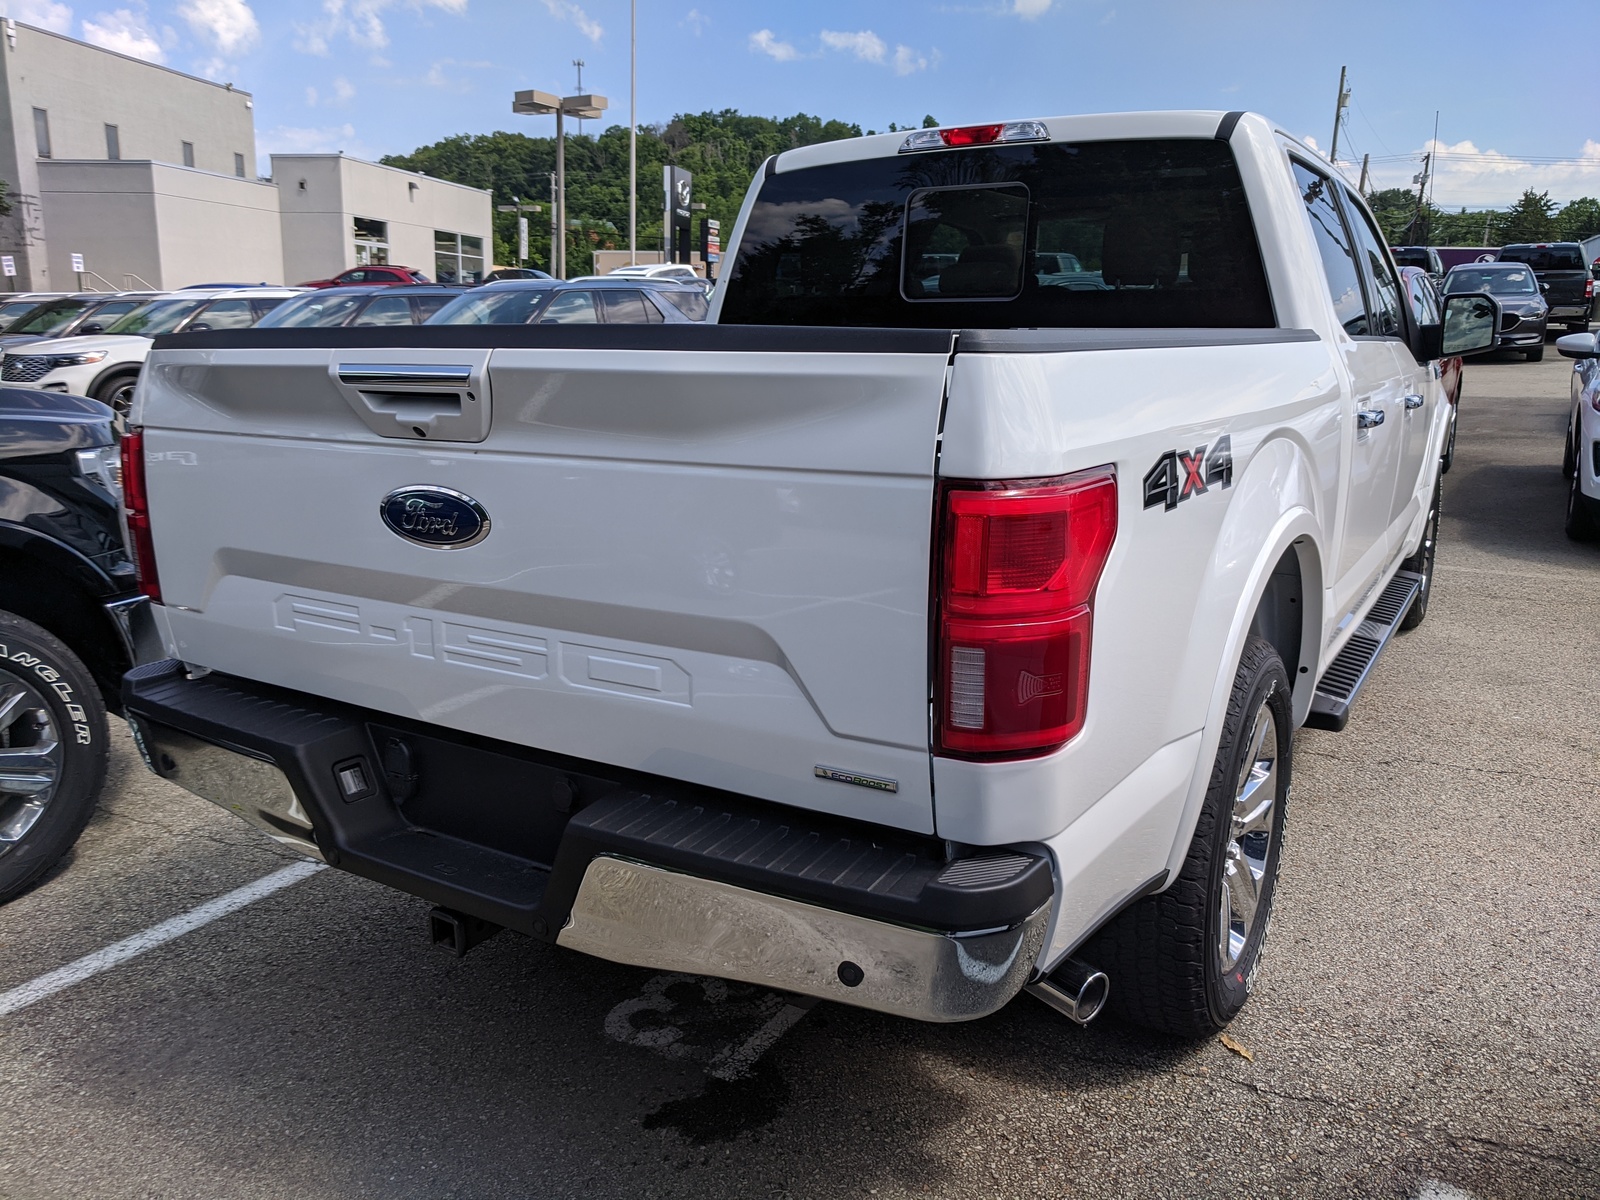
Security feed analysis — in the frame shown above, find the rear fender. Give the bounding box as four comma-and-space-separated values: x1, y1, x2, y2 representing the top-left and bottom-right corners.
1160, 435, 1325, 882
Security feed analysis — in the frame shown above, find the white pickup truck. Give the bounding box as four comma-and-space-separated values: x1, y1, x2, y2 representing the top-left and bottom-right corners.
118, 111, 1496, 1037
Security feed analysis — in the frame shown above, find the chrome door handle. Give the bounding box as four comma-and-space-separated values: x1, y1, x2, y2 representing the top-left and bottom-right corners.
1404, 393, 1425, 410
337, 363, 473, 387
1356, 408, 1385, 429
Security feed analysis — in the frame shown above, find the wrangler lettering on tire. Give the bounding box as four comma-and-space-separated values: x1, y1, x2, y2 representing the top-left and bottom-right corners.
0, 613, 109, 904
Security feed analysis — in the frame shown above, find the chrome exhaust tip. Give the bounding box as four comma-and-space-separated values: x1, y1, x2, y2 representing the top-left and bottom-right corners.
1025, 957, 1110, 1025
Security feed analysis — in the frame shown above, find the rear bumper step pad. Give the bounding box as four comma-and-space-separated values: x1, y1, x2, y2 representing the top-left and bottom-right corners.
122, 660, 1053, 942
1305, 569, 1423, 732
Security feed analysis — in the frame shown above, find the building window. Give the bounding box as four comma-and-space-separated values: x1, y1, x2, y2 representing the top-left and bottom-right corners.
182, 141, 195, 168
105, 125, 120, 161
234, 153, 246, 178
434, 230, 485, 285
353, 217, 389, 265
33, 108, 50, 159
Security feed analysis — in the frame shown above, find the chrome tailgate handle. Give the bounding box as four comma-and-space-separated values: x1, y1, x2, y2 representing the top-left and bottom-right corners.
338, 363, 474, 388
328, 353, 492, 443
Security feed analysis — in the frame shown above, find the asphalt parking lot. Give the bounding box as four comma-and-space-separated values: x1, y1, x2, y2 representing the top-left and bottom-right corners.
1, 346, 1597, 1200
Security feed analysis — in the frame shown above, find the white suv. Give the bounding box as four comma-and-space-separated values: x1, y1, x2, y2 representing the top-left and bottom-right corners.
0, 288, 303, 417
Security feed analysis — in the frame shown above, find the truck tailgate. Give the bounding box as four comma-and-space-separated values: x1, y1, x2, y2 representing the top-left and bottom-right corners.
137, 327, 952, 833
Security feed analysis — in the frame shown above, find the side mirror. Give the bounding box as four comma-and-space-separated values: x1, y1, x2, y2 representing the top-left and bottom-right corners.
78, 322, 103, 336
1540, 282, 1551, 293
1428, 293, 1499, 358
187, 322, 212, 332
1556, 332, 1600, 360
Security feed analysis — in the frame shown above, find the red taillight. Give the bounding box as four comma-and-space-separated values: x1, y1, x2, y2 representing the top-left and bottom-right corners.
119, 427, 162, 604
1587, 280, 1595, 299
936, 467, 1117, 758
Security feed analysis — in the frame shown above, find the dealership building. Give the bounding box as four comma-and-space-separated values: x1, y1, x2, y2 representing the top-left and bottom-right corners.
0, 18, 491, 290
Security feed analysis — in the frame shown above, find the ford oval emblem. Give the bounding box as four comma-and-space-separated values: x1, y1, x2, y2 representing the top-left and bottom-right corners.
380, 485, 491, 549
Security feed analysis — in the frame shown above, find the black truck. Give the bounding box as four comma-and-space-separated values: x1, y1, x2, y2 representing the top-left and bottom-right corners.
0, 388, 147, 901
1497, 243, 1594, 335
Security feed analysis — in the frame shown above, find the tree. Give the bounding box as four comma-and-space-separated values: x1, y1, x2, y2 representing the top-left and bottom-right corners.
0, 178, 10, 218
1496, 189, 1557, 244
1557, 197, 1600, 242
383, 110, 862, 272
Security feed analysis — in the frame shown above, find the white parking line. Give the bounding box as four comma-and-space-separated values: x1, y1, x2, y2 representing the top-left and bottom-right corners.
0, 860, 325, 1017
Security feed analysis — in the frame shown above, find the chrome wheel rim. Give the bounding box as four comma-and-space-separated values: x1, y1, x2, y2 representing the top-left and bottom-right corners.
1219, 701, 1278, 972
0, 677, 64, 858
109, 384, 135, 438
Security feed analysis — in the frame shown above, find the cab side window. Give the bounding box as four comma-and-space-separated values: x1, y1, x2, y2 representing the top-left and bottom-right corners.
1338, 184, 1404, 338
1292, 162, 1368, 336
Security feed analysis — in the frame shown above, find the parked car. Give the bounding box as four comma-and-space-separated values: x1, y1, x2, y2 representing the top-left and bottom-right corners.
1391, 246, 1444, 281
0, 387, 144, 902
299, 266, 430, 289
1496, 243, 1592, 335
0, 292, 162, 350
481, 268, 552, 283
1, 288, 303, 420
1402, 266, 1464, 470
1560, 331, 1600, 539
428, 277, 708, 324
1443, 263, 1549, 360
606, 263, 703, 283
124, 111, 1494, 1039
257, 286, 464, 328
0, 295, 69, 333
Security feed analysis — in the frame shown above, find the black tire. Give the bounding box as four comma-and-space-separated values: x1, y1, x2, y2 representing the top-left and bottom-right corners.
1399, 476, 1441, 631
1565, 467, 1600, 542
90, 370, 140, 436
1084, 636, 1291, 1037
1562, 410, 1578, 479
0, 611, 109, 904
1525, 345, 1544, 363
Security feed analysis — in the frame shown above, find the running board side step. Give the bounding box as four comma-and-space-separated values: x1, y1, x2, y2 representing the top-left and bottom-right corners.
1305, 570, 1424, 732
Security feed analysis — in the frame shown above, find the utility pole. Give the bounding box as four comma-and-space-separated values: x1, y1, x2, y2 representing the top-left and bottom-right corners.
572, 59, 585, 134
1410, 153, 1431, 244
1358, 153, 1370, 196
629, 0, 636, 265
550, 173, 558, 271
1328, 65, 1349, 164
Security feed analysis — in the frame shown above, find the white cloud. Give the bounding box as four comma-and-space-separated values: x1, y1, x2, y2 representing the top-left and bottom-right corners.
258, 122, 379, 173
1098, 7, 1115, 24
333, 74, 355, 102
540, 0, 600, 42
177, 0, 256, 53
305, 84, 319, 105
820, 29, 885, 63
295, 0, 466, 57
1013, 0, 1051, 15
682, 8, 708, 35
421, 58, 490, 90
748, 28, 796, 61
81, 6, 164, 61
5, 0, 73, 33
891, 43, 927, 74
1366, 137, 1600, 208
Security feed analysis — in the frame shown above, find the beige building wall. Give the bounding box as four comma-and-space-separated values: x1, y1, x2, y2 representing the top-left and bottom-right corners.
38, 160, 282, 289
0, 19, 257, 288
273, 154, 493, 284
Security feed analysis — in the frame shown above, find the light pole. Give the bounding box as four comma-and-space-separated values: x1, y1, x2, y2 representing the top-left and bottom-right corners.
512, 89, 609, 279
629, 0, 636, 265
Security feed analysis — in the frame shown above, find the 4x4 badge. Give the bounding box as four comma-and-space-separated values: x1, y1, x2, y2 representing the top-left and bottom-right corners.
1143, 436, 1233, 512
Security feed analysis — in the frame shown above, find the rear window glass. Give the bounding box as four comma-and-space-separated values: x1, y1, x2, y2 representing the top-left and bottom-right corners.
1499, 246, 1584, 271
657, 288, 709, 320
720, 138, 1274, 328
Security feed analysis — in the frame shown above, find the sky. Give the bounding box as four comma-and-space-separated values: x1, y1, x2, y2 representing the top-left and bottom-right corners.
3, 0, 1598, 210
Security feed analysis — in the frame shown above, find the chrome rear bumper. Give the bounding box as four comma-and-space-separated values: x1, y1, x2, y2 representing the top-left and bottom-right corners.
558, 855, 1049, 1022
